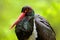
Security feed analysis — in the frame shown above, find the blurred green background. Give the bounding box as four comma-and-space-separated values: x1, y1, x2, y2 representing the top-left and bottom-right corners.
0, 0, 60, 40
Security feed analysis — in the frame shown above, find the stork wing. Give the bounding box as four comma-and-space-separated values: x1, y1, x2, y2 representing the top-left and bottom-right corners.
35, 14, 56, 40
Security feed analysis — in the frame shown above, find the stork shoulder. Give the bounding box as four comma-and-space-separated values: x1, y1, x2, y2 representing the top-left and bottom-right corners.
34, 14, 55, 34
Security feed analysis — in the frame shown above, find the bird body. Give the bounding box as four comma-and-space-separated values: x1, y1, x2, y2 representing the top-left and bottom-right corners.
15, 16, 34, 40
10, 6, 56, 40
35, 14, 56, 40
15, 14, 56, 40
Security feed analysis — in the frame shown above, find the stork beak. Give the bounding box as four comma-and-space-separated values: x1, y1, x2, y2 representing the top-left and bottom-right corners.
10, 12, 25, 29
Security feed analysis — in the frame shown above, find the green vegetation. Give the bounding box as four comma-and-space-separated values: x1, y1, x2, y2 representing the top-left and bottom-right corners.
0, 0, 60, 40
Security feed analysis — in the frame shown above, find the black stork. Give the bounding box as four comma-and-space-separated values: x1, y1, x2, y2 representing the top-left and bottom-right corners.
10, 6, 56, 40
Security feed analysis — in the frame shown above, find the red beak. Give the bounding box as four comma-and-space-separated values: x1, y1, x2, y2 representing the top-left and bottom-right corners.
10, 12, 25, 29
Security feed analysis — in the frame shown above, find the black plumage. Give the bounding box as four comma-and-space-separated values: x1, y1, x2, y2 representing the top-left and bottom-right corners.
13, 6, 56, 40
15, 16, 34, 40
35, 14, 56, 40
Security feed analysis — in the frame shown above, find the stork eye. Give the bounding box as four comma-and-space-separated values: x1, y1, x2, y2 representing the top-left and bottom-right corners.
25, 8, 29, 13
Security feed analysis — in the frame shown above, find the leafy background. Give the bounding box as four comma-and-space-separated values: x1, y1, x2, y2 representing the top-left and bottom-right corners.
0, 0, 60, 40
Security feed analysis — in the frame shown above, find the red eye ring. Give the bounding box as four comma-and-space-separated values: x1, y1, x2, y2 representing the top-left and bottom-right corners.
24, 8, 28, 13
24, 8, 32, 13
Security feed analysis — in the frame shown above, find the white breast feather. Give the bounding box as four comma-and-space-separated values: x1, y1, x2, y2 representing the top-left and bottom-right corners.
28, 20, 37, 40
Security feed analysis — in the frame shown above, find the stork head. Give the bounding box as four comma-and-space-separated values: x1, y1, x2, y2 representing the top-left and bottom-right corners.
10, 6, 35, 29
21, 6, 34, 16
